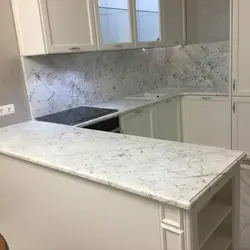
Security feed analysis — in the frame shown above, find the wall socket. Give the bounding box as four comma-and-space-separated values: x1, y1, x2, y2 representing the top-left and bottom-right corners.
0, 104, 15, 117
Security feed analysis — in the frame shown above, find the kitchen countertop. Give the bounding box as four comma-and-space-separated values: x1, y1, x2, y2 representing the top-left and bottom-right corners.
0, 120, 244, 210
76, 87, 229, 127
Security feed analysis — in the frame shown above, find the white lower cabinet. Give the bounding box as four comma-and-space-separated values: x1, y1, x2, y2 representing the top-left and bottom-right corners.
120, 98, 181, 140
153, 97, 181, 141
232, 97, 250, 155
182, 96, 231, 149
120, 107, 154, 138
121, 96, 231, 149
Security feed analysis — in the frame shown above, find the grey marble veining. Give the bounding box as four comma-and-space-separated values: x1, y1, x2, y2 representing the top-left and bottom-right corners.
23, 41, 229, 118
23, 48, 168, 118
0, 121, 245, 210
166, 41, 229, 89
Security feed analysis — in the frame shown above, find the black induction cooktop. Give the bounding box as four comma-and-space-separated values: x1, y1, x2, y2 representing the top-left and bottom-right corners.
36, 106, 118, 126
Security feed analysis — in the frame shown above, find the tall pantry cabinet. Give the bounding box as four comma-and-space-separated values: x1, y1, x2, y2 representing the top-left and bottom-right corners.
232, 0, 250, 155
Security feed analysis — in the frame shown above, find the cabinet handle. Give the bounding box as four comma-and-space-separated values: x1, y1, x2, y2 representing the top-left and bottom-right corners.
135, 109, 142, 115
233, 79, 236, 91
69, 47, 80, 51
114, 44, 123, 48
201, 97, 212, 100
165, 99, 172, 104
147, 42, 155, 46
233, 102, 236, 113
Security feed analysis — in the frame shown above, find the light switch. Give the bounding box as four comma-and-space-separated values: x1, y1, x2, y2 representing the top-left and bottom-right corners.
0, 104, 15, 117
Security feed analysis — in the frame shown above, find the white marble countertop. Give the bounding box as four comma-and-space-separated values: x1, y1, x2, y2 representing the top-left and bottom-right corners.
76, 87, 229, 127
0, 121, 244, 210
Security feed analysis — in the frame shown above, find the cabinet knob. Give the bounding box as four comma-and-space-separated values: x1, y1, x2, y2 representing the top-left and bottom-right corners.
69, 47, 80, 51
201, 97, 212, 100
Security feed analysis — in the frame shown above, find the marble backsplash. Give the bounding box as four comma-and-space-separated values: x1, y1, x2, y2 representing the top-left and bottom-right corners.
23, 41, 229, 118
166, 41, 229, 88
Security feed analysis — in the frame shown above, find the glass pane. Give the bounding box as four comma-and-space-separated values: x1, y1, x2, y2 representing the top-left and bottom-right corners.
136, 0, 160, 42
98, 0, 131, 44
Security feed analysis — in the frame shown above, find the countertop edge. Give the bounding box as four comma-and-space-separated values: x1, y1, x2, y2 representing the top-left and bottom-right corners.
75, 92, 229, 128
188, 152, 247, 210
0, 150, 191, 210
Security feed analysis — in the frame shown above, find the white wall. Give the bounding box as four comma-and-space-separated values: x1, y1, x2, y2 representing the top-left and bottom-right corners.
0, 0, 30, 127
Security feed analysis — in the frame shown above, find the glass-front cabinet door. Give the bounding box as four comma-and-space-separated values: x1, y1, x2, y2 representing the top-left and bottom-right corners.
134, 0, 164, 48
94, 0, 135, 50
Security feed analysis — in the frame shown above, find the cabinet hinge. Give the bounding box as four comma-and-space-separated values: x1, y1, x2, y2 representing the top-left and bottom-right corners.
233, 102, 236, 113
233, 79, 236, 91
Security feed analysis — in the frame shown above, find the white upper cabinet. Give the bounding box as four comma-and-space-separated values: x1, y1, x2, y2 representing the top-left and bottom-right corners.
94, 0, 135, 50
12, 0, 186, 55
133, 0, 165, 48
12, 0, 97, 55
232, 0, 250, 96
232, 97, 250, 155
40, 0, 97, 53
182, 96, 231, 149
163, 0, 186, 46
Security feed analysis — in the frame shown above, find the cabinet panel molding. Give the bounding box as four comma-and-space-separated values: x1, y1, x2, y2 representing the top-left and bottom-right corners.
12, 0, 98, 55
153, 97, 181, 142
163, 0, 186, 46
40, 0, 98, 53
182, 96, 231, 149
232, 0, 250, 96
162, 204, 182, 228
120, 107, 154, 138
232, 97, 250, 155
162, 224, 185, 250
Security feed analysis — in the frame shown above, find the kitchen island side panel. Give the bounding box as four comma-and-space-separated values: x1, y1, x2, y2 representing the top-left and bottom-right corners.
0, 154, 163, 250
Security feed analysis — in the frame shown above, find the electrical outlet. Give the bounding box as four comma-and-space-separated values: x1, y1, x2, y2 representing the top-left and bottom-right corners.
0, 104, 15, 117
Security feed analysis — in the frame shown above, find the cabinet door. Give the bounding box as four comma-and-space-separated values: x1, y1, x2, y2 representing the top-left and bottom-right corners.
94, 0, 135, 50
232, 0, 250, 96
232, 97, 250, 155
40, 0, 97, 53
133, 0, 165, 48
120, 108, 153, 138
162, 0, 186, 46
153, 98, 180, 142
182, 96, 231, 149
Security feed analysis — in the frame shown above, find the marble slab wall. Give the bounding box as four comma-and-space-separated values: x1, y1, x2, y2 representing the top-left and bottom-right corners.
23, 41, 229, 118
166, 41, 229, 88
